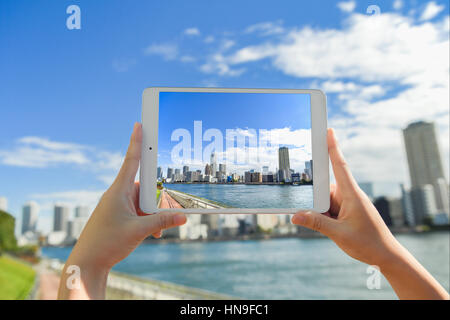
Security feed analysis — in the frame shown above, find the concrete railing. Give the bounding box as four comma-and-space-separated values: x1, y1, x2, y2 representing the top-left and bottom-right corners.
43, 258, 235, 300
166, 189, 226, 209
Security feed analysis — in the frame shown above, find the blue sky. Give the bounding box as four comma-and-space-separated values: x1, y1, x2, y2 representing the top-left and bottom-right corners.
158, 91, 311, 174
0, 0, 448, 233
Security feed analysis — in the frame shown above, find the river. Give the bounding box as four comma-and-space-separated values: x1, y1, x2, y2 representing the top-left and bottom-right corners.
165, 183, 314, 208
42, 231, 449, 299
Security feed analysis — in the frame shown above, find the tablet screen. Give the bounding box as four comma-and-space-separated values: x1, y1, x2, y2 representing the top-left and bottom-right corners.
157, 91, 313, 209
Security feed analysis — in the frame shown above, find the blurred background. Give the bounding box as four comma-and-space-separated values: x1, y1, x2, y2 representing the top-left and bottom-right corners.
0, 0, 448, 300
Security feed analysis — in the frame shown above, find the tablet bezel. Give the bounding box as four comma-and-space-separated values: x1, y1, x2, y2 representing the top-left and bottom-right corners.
140, 87, 329, 214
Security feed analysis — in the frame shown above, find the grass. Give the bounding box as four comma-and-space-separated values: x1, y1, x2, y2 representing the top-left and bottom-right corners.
0, 255, 36, 300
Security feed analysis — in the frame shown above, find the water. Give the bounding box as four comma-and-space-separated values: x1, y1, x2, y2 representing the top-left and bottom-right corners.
42, 232, 449, 299
166, 184, 314, 208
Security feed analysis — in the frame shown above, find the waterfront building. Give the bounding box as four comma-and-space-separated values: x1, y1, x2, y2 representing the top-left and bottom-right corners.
67, 217, 88, 241
205, 163, 211, 176
245, 171, 252, 183
250, 172, 262, 183
262, 173, 274, 183
403, 121, 449, 219
401, 184, 415, 226
210, 152, 218, 178
278, 147, 291, 182
373, 197, 405, 228
262, 166, 269, 174
75, 205, 90, 218
22, 201, 39, 234
0, 196, 7, 211
231, 173, 240, 182
183, 165, 189, 178
167, 168, 174, 181
410, 184, 438, 224
219, 164, 226, 176
54, 204, 70, 232
157, 166, 163, 179
291, 173, 301, 183
175, 168, 181, 176
253, 214, 278, 232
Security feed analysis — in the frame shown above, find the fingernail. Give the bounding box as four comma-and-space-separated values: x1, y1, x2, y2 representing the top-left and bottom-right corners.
173, 214, 186, 225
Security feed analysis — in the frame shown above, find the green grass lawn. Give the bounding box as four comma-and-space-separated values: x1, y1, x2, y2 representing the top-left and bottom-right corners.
0, 255, 36, 300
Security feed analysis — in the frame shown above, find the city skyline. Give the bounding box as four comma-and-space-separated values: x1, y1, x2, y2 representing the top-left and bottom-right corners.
1, 1, 448, 234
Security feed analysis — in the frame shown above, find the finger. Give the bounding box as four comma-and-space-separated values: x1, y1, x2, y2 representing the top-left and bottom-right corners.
292, 211, 339, 238
329, 184, 342, 215
115, 122, 142, 188
152, 230, 162, 238
327, 128, 359, 195
140, 212, 187, 236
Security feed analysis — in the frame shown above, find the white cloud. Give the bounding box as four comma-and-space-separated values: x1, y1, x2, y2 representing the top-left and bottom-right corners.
245, 21, 285, 36
184, 27, 200, 36
0, 136, 124, 184
204, 36, 215, 43
144, 43, 178, 60
420, 1, 445, 21
337, 1, 356, 13
393, 0, 403, 10
195, 11, 449, 185
112, 58, 136, 72
180, 55, 196, 63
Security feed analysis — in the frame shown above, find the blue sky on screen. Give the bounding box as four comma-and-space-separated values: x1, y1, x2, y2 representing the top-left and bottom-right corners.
158, 91, 311, 174
0, 0, 448, 233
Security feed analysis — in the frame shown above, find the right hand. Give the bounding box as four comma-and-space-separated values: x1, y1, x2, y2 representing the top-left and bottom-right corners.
292, 128, 403, 268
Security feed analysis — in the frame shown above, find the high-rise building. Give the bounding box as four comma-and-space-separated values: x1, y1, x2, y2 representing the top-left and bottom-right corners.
210, 152, 218, 177
167, 168, 174, 180
401, 184, 415, 226
304, 161, 313, 180
219, 164, 226, 175
54, 204, 70, 232
183, 165, 189, 178
157, 166, 163, 179
22, 201, 39, 234
410, 185, 438, 224
0, 196, 7, 211
205, 163, 211, 176
403, 121, 449, 218
278, 147, 291, 182
75, 206, 90, 218
262, 166, 269, 174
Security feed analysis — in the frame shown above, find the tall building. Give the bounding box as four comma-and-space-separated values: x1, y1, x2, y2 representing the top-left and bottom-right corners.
305, 160, 313, 180
262, 166, 269, 174
278, 147, 291, 182
403, 121, 449, 219
205, 163, 211, 176
410, 185, 438, 224
183, 165, 189, 177
167, 167, 174, 180
75, 206, 90, 218
210, 152, 217, 177
401, 184, 415, 226
22, 201, 39, 234
219, 164, 226, 175
54, 204, 70, 232
157, 166, 162, 179
0, 196, 7, 211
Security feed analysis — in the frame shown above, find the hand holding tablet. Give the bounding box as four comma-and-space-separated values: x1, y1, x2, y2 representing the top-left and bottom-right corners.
140, 87, 330, 214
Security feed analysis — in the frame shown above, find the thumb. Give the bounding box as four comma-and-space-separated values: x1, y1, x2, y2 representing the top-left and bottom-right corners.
140, 212, 187, 236
292, 211, 338, 238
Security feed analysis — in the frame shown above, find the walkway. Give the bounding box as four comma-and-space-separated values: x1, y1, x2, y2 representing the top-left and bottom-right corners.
159, 190, 183, 209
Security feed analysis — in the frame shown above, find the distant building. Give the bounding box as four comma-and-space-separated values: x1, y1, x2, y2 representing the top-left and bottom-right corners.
254, 214, 278, 232
262, 166, 269, 174
359, 182, 374, 199
278, 147, 291, 182
304, 161, 313, 180
262, 173, 274, 183
157, 166, 163, 179
210, 153, 217, 178
291, 173, 301, 183
374, 197, 405, 228
54, 204, 70, 232
75, 206, 89, 218
22, 201, 39, 234
401, 184, 415, 226
403, 121, 449, 219
410, 185, 438, 224
167, 168, 174, 181
0, 196, 7, 211
204, 164, 211, 176
219, 164, 226, 176
183, 165, 189, 178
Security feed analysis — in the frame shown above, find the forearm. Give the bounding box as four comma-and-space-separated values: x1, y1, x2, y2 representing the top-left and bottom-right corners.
57, 253, 110, 300
380, 245, 449, 300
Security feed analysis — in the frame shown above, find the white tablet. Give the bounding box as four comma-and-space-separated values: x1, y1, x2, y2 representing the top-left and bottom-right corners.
140, 87, 329, 214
